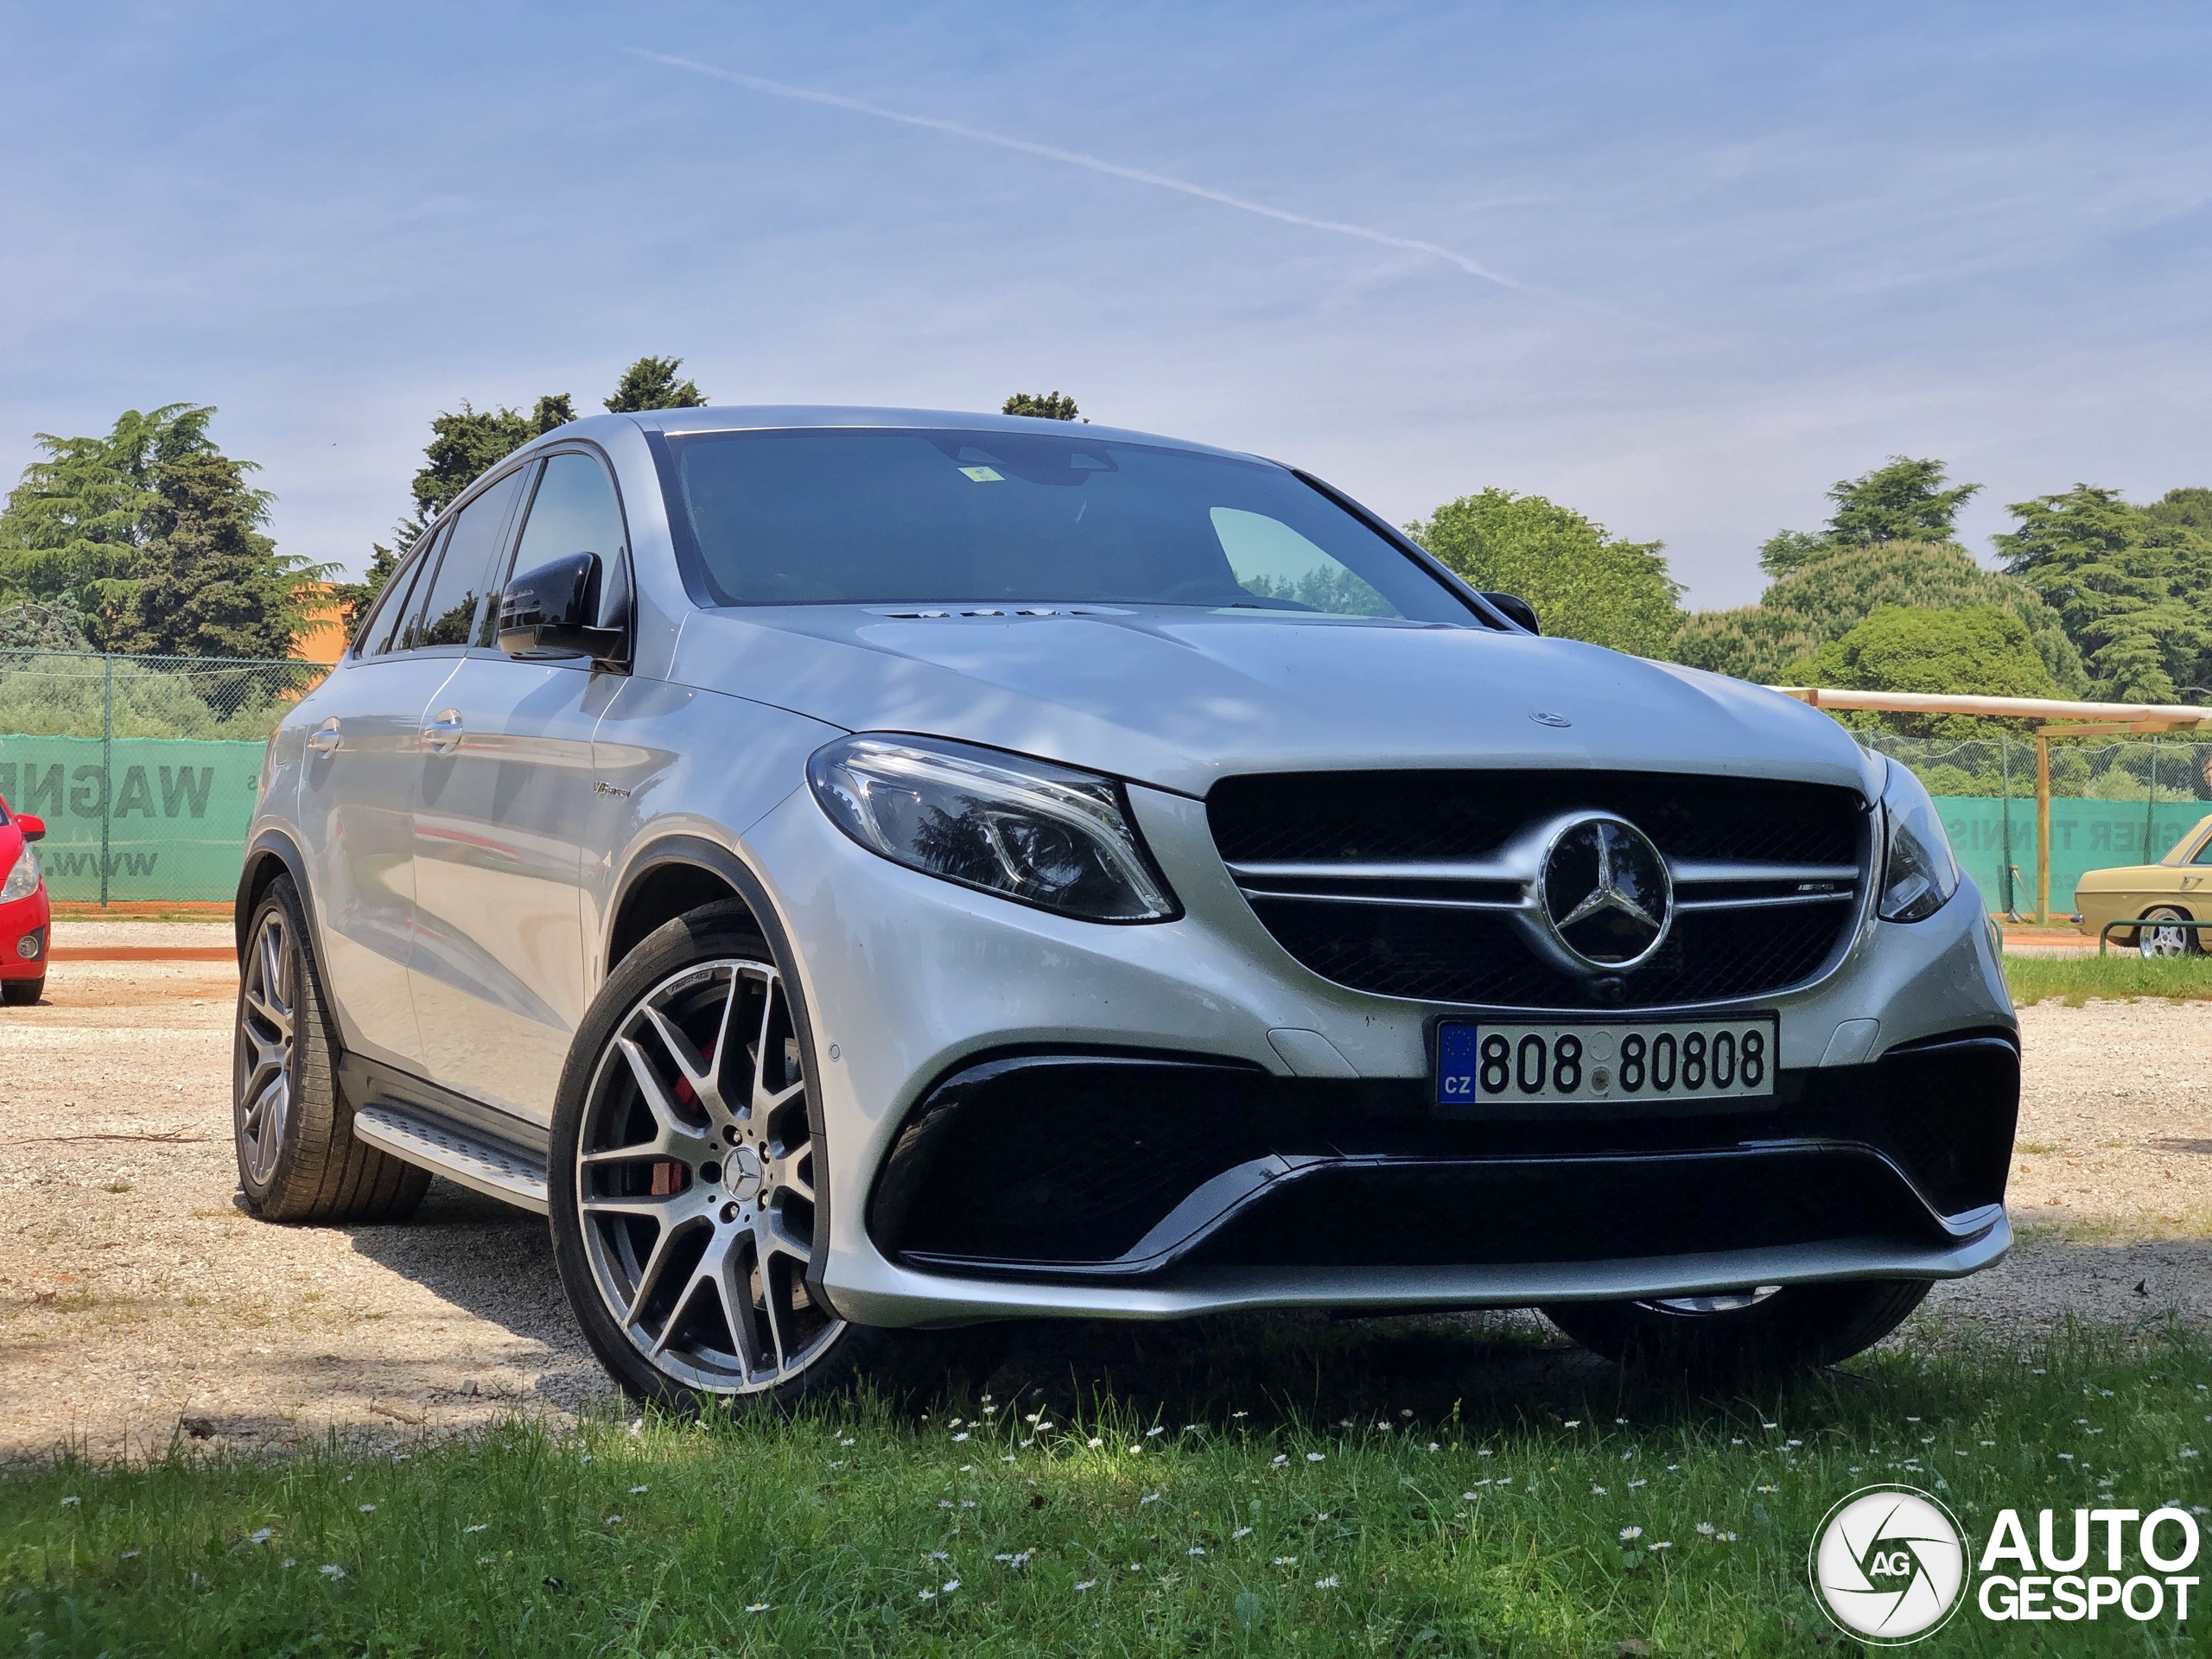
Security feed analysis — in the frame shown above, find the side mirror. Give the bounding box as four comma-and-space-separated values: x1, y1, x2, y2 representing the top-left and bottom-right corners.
1478, 591, 1541, 634
15, 814, 44, 842
499, 552, 628, 667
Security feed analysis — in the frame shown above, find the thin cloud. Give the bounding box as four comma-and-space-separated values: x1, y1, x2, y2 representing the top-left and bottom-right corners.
629, 49, 1516, 289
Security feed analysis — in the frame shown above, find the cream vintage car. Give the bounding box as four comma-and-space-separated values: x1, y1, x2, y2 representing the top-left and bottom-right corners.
2076, 811, 2212, 955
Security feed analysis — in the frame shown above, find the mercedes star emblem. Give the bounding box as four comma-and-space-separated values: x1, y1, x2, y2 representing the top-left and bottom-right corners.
1540, 815, 1673, 972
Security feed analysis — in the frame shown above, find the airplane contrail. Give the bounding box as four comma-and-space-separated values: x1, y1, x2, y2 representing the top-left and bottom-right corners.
629, 49, 1516, 289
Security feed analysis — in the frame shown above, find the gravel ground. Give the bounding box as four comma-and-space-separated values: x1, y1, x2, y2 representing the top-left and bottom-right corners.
3, 957, 2206, 1464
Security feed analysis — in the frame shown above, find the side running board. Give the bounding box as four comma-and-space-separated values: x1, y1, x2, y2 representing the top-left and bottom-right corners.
353, 1105, 551, 1215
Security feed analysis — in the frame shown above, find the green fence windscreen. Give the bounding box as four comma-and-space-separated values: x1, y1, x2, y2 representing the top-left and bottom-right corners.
1935, 796, 2208, 916
1, 735, 268, 901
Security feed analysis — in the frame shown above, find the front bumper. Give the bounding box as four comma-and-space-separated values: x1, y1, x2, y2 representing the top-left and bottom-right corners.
0, 889, 48, 980
731, 783, 2018, 1328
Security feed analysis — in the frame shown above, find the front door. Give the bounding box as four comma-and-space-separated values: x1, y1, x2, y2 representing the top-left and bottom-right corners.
405, 448, 632, 1123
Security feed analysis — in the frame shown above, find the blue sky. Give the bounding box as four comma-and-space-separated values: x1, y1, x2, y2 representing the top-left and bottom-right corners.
3, 2, 2209, 607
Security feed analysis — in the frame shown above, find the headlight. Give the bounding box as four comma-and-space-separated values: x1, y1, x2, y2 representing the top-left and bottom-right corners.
1, 841, 40, 904
1878, 759, 1959, 923
807, 735, 1179, 923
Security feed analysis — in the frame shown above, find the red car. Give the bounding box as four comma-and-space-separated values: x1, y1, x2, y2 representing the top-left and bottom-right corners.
1, 793, 50, 1006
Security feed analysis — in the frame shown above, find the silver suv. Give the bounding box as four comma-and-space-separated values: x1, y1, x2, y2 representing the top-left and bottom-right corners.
235, 407, 2018, 1406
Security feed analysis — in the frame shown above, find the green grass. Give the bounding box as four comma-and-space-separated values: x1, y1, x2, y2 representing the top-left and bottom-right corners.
2005, 950, 2212, 1005
4, 1320, 2209, 1656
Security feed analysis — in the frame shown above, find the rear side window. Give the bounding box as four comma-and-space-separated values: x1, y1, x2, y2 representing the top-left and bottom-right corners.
404, 468, 530, 649
358, 530, 441, 658
483, 452, 628, 645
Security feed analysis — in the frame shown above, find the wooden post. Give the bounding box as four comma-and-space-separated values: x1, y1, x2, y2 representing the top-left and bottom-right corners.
2035, 734, 2051, 925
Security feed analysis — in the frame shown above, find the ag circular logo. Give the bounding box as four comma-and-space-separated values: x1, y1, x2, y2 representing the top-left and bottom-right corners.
1539, 815, 1673, 972
1809, 1484, 1969, 1644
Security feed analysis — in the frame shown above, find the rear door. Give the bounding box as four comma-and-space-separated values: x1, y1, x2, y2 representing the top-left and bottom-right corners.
407, 449, 631, 1122
296, 528, 455, 1065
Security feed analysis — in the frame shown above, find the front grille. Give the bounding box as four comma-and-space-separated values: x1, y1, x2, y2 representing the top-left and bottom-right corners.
1210, 769, 1871, 1010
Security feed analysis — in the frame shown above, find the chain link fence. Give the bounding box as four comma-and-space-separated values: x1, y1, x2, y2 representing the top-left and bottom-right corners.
1863, 730, 2212, 917
0, 650, 335, 903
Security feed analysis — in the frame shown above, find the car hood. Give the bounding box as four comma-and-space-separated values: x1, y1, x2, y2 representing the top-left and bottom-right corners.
665, 607, 1883, 799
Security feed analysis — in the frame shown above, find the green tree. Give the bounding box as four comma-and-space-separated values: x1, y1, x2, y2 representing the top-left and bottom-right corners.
1792, 605, 2058, 698
605, 356, 707, 414
1758, 455, 1981, 576
0, 404, 219, 644
1993, 485, 2208, 703
1406, 488, 1681, 657
412, 396, 574, 520
1002, 391, 1080, 420
113, 452, 327, 658
1675, 540, 2086, 692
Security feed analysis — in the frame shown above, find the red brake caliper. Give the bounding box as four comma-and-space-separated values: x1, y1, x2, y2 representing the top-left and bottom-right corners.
650, 1032, 718, 1195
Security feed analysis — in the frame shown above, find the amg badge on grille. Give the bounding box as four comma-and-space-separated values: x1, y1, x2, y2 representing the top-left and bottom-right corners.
1540, 816, 1673, 972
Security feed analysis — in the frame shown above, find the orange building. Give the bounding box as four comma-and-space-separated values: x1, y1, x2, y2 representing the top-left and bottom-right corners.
293, 582, 346, 664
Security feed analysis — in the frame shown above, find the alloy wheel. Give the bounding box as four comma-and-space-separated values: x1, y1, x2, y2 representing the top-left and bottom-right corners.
1642, 1286, 1782, 1316
2139, 909, 2194, 959
236, 907, 296, 1185
575, 958, 841, 1394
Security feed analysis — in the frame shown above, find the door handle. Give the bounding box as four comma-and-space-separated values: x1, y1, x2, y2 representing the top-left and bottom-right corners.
307, 719, 342, 754
422, 709, 464, 753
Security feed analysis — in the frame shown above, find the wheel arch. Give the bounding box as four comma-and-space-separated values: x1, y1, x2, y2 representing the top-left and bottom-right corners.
236, 830, 318, 967
598, 833, 843, 1318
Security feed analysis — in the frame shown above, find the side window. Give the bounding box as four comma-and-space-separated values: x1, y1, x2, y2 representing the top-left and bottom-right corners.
484, 452, 629, 647
402, 468, 530, 650
2191, 834, 2212, 867
358, 531, 441, 658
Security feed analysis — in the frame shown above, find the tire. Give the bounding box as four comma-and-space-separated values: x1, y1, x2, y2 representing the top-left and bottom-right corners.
2137, 906, 2198, 959
233, 875, 429, 1224
548, 901, 910, 1412
1541, 1279, 1930, 1377
2, 976, 42, 1006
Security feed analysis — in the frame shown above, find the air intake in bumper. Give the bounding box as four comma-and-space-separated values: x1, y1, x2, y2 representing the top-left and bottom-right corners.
866, 1035, 2016, 1281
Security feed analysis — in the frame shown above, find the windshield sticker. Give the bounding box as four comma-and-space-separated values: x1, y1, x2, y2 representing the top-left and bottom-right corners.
958, 465, 1004, 482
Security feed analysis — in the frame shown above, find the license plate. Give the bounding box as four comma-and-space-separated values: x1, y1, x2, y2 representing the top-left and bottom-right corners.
1433, 1015, 1779, 1114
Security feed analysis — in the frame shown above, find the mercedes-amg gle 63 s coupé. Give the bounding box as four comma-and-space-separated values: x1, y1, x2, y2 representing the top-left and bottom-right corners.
234, 408, 2017, 1404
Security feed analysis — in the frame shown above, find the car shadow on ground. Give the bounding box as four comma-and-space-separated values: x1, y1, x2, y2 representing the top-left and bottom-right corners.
332, 1179, 1832, 1436
333, 1180, 2212, 1442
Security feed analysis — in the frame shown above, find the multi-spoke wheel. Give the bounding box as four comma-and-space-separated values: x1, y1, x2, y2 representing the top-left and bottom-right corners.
1542, 1279, 1929, 1376
2138, 907, 2198, 959
550, 902, 899, 1408
232, 874, 429, 1223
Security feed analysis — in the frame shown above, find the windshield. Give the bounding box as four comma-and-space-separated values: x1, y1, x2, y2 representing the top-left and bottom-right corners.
661, 428, 1479, 623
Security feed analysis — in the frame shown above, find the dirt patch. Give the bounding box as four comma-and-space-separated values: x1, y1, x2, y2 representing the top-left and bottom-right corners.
2, 966, 2206, 1463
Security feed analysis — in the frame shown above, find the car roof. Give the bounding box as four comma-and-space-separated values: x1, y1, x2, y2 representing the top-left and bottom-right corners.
554, 405, 1270, 467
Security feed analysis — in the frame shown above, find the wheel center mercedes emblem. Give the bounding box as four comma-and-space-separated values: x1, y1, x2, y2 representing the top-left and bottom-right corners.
727, 1144, 765, 1201
1540, 815, 1673, 972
